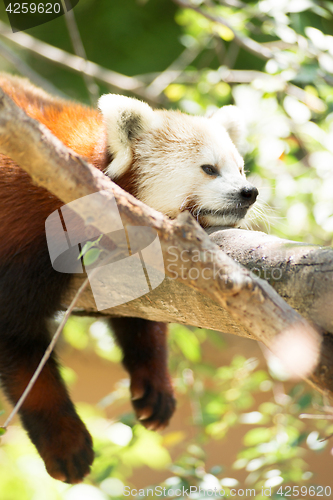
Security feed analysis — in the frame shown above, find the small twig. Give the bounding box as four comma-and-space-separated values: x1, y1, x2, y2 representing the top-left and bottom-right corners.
224, 40, 240, 69
0, 39, 68, 98
215, 67, 326, 113
217, 0, 247, 8
300, 413, 333, 420
214, 36, 226, 65
317, 1, 333, 18
172, 0, 274, 61
146, 43, 202, 98
319, 433, 333, 442
60, 0, 99, 105
0, 20, 161, 104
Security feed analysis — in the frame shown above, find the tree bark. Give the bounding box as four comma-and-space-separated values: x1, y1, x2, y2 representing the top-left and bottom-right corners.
67, 228, 333, 337
209, 228, 333, 335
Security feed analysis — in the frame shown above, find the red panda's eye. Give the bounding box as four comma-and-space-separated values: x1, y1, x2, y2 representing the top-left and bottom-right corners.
201, 164, 218, 176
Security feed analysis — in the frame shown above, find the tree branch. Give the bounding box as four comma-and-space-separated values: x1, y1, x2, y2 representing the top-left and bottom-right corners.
145, 43, 203, 99
0, 88, 328, 394
0, 38, 69, 98
172, 0, 274, 61
215, 67, 327, 113
0, 21, 160, 104
60, 0, 99, 105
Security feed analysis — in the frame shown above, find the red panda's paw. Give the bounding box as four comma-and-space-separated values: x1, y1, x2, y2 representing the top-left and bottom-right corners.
24, 411, 94, 483
43, 419, 94, 483
130, 369, 176, 430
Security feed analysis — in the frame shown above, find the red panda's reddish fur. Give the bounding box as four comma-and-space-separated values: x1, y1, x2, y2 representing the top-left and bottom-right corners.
0, 74, 111, 259
0, 74, 175, 484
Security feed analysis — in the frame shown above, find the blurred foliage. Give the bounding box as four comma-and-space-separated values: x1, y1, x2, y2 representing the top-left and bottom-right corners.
0, 320, 332, 499
0, 0, 183, 98
0, 0, 333, 498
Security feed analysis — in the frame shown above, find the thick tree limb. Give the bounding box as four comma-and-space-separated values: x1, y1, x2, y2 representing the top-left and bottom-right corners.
68, 228, 333, 335
209, 229, 333, 334
0, 88, 329, 394
66, 228, 333, 394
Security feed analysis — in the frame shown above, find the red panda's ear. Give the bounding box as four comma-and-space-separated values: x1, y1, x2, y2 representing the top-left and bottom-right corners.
98, 94, 156, 178
209, 105, 245, 151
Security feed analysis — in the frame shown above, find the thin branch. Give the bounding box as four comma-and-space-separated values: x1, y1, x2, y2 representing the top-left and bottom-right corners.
172, 0, 274, 61
214, 36, 227, 65
60, 0, 99, 105
217, 67, 326, 112
300, 414, 333, 420
217, 0, 247, 8
168, 65, 325, 113
146, 43, 203, 98
224, 40, 240, 69
0, 39, 68, 98
0, 21, 162, 104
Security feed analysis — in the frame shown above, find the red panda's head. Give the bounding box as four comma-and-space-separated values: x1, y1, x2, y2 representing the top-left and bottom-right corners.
98, 94, 258, 228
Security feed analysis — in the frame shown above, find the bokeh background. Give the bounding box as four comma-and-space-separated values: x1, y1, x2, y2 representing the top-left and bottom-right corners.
0, 0, 333, 498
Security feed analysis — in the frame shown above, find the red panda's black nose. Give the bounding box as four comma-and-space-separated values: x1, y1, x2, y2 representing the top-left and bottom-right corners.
240, 186, 258, 205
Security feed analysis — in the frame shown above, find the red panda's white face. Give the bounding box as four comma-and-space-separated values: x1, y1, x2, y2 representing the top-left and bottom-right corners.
99, 95, 258, 228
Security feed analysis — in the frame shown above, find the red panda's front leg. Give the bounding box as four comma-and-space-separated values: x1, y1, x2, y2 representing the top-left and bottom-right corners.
109, 318, 176, 430
0, 248, 94, 483
0, 342, 94, 483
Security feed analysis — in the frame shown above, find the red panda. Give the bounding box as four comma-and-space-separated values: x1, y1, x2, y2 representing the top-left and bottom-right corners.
0, 73, 258, 483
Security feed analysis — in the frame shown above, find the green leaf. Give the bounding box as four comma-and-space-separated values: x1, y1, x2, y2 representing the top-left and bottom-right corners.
83, 248, 102, 266
63, 317, 90, 350
243, 427, 273, 446
297, 392, 312, 409
78, 240, 96, 259
210, 465, 223, 475
78, 234, 103, 260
